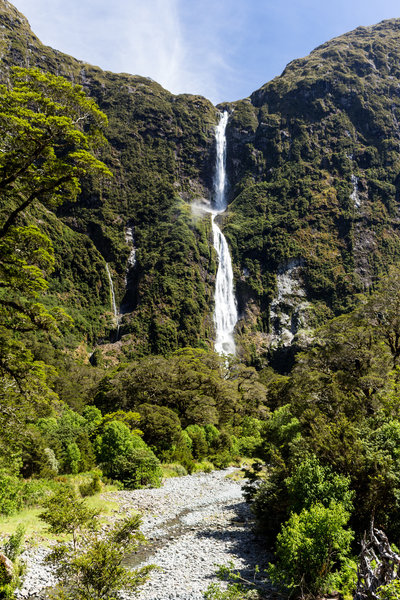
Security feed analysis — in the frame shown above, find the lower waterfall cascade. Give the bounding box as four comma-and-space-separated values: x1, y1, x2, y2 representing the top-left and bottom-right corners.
105, 263, 120, 337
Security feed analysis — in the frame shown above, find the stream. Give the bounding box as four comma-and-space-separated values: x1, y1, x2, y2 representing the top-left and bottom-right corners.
17, 469, 271, 600
117, 468, 270, 599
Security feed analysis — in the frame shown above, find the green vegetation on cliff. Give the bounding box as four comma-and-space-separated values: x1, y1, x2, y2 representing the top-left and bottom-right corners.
224, 19, 400, 365
0, 0, 218, 355
3, 9, 400, 598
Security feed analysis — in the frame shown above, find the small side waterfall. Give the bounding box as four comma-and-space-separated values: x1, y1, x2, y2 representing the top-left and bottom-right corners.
125, 224, 137, 281
105, 263, 120, 337
211, 112, 238, 356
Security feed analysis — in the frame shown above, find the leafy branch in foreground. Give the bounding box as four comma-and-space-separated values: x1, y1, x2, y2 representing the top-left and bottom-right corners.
0, 67, 111, 237
204, 562, 265, 600
0, 525, 25, 599
0, 67, 111, 450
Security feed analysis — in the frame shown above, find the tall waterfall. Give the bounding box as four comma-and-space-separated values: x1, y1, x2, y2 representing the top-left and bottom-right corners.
211, 112, 238, 356
105, 263, 120, 337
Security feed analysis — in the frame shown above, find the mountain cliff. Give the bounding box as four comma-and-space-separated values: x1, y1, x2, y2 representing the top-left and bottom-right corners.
2, 1, 400, 367
223, 19, 400, 365
0, 0, 218, 357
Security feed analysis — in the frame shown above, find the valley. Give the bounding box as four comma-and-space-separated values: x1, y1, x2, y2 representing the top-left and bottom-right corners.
2, 3, 400, 599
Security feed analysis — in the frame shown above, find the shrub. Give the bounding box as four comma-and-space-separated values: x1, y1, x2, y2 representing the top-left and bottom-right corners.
95, 421, 145, 464
22, 478, 62, 507
39, 486, 98, 548
241, 416, 263, 438
378, 580, 400, 600
204, 424, 220, 448
0, 525, 25, 599
79, 473, 102, 497
237, 436, 262, 457
0, 471, 23, 516
46, 513, 154, 599
104, 447, 162, 489
268, 502, 353, 597
42, 447, 59, 476
192, 460, 214, 473
137, 404, 182, 456
211, 451, 232, 469
63, 442, 81, 474
185, 425, 208, 459
162, 464, 188, 478
285, 455, 354, 514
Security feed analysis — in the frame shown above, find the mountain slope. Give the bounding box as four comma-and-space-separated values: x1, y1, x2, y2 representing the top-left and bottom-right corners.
223, 19, 400, 366
2, 2, 400, 367
0, 0, 218, 355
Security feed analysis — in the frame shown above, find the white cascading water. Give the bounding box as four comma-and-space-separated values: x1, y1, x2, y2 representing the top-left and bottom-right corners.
105, 263, 120, 337
211, 112, 238, 355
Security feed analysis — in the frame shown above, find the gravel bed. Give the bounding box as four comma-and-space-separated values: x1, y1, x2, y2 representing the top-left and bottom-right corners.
16, 469, 270, 600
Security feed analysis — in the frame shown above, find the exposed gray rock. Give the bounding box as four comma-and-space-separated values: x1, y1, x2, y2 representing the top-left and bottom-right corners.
16, 469, 270, 600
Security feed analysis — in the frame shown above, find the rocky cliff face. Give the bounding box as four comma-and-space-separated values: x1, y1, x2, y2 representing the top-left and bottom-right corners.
222, 19, 400, 366
2, 2, 400, 367
0, 0, 219, 356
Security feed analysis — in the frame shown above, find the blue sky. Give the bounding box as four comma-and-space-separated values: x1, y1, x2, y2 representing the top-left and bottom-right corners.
12, 0, 400, 104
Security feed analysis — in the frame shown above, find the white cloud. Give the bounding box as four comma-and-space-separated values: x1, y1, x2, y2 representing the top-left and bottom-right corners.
12, 0, 238, 102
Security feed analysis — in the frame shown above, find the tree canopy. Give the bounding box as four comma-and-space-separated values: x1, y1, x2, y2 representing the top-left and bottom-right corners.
0, 67, 111, 451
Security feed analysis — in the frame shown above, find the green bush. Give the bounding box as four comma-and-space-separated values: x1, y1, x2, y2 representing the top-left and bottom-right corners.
0, 471, 23, 516
185, 425, 208, 459
104, 448, 162, 489
22, 478, 62, 507
162, 463, 188, 478
268, 502, 353, 597
204, 425, 220, 448
237, 436, 262, 457
40, 486, 99, 548
285, 455, 354, 513
211, 451, 232, 469
137, 404, 182, 456
95, 421, 145, 464
192, 460, 214, 474
45, 514, 154, 599
378, 580, 400, 600
63, 442, 81, 475
0, 525, 25, 599
79, 473, 102, 498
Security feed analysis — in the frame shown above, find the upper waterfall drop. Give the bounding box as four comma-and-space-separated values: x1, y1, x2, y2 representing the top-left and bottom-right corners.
211, 111, 238, 356
213, 111, 229, 211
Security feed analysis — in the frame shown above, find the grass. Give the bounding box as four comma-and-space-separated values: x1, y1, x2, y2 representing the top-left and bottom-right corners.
0, 494, 122, 547
161, 463, 188, 478
225, 458, 259, 481
0, 477, 122, 547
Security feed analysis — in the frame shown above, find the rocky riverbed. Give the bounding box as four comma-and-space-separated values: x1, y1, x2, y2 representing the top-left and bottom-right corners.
16, 468, 271, 600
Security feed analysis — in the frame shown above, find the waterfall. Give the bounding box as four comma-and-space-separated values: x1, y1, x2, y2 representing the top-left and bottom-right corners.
211, 112, 238, 356
105, 263, 120, 337
124, 224, 136, 287
214, 111, 228, 211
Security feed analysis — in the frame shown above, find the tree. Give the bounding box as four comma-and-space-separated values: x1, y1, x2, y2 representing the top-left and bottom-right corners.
39, 486, 98, 549
0, 67, 111, 448
360, 268, 400, 368
45, 509, 154, 599
137, 403, 183, 457
0, 67, 111, 236
95, 420, 162, 488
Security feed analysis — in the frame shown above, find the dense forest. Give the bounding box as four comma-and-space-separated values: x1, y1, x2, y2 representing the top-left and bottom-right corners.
2, 1, 400, 599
